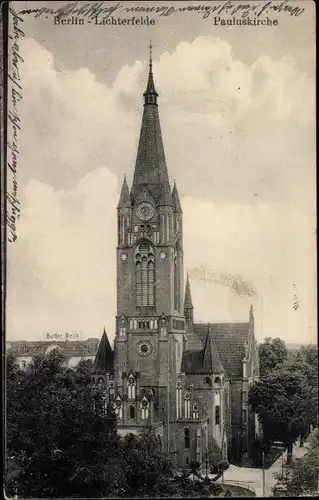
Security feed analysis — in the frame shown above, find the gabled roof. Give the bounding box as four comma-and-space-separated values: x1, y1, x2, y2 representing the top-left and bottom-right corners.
202, 329, 224, 374
181, 327, 224, 375
193, 322, 250, 378
181, 350, 203, 373
93, 329, 114, 374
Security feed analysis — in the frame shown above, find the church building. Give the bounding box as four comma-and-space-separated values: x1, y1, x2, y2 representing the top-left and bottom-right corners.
92, 49, 260, 467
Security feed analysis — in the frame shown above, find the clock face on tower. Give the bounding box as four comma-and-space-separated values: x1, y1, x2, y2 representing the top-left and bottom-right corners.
136, 340, 153, 357
136, 202, 155, 222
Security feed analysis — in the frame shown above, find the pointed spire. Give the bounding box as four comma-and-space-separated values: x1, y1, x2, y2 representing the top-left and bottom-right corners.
117, 174, 131, 208
184, 271, 194, 324
249, 304, 254, 337
184, 271, 193, 308
93, 328, 114, 374
131, 45, 171, 204
172, 181, 182, 213
249, 304, 254, 320
202, 327, 224, 374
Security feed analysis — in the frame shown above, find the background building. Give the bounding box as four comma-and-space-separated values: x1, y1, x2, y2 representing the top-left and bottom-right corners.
7, 337, 99, 369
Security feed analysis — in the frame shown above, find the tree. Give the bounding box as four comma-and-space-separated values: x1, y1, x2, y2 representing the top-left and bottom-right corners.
274, 428, 319, 496
258, 337, 288, 378
5, 353, 182, 498
249, 365, 315, 462
5, 351, 120, 498
119, 430, 178, 497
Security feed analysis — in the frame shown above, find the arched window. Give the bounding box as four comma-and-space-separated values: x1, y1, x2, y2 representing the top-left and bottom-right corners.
186, 457, 189, 465
214, 376, 221, 385
185, 394, 191, 419
173, 248, 179, 311
97, 377, 104, 388
140, 398, 149, 420
160, 317, 167, 335
204, 377, 212, 387
127, 375, 136, 399
176, 381, 182, 419
119, 317, 126, 336
215, 405, 220, 426
135, 242, 155, 307
109, 381, 115, 397
184, 428, 190, 449
129, 405, 135, 419
114, 396, 123, 419
192, 404, 199, 420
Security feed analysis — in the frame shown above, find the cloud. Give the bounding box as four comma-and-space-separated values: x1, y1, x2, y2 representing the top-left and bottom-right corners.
6, 35, 316, 344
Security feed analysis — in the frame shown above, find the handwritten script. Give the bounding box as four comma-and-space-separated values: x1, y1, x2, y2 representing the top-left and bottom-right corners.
7, 7, 24, 243
190, 266, 257, 298
18, 0, 305, 20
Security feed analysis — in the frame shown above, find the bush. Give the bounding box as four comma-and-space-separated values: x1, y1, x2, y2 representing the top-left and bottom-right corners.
218, 460, 230, 471
209, 483, 223, 495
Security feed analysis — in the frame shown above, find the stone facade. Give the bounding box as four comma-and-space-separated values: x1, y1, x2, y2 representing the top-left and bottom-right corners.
93, 54, 260, 467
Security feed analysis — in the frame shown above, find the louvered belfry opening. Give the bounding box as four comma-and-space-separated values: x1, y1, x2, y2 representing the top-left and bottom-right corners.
135, 241, 155, 308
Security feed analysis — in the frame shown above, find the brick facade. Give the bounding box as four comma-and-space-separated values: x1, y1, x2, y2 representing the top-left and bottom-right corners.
93, 56, 260, 467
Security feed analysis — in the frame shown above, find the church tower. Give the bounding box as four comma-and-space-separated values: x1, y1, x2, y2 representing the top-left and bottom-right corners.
114, 46, 185, 449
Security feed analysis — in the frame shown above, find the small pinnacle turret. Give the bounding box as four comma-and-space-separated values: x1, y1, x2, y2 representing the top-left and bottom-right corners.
202, 327, 224, 374
184, 271, 194, 324
94, 328, 114, 374
117, 174, 131, 209
172, 181, 182, 213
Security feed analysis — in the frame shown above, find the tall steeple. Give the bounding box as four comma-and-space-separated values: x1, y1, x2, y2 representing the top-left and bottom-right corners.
131, 43, 172, 205
184, 271, 194, 325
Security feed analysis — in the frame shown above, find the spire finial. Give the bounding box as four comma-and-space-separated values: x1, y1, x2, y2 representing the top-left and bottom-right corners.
149, 41, 153, 72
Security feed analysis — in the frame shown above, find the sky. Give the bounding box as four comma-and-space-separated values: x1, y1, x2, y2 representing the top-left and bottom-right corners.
6, 0, 316, 345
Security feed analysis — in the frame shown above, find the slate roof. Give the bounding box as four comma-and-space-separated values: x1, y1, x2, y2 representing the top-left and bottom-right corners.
93, 329, 114, 374
181, 327, 224, 375
181, 322, 249, 378
131, 61, 171, 205
202, 330, 224, 373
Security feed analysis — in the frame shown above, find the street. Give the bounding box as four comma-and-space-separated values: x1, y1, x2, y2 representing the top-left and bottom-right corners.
213, 443, 307, 497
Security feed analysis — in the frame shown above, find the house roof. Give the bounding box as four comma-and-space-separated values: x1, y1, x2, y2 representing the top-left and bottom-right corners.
6, 339, 99, 357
